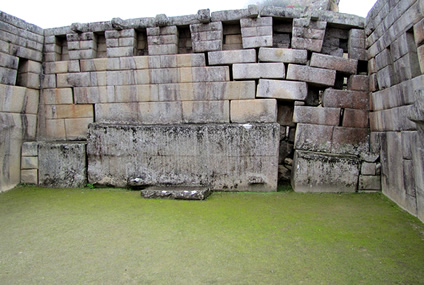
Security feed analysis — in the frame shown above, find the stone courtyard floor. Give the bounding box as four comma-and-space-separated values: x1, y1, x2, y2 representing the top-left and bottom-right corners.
1, 186, 424, 284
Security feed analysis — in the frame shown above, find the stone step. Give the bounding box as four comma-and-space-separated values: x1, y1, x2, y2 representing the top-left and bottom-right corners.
140, 186, 212, 200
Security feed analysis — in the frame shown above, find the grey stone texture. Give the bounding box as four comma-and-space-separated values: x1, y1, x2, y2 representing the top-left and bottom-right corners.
233, 63, 285, 79
190, 22, 223, 52
240, 17, 273, 48
256, 79, 308, 101
287, 64, 336, 87
258, 48, 308, 64
140, 186, 211, 200
38, 142, 87, 188
208, 49, 256, 65
88, 123, 279, 191
291, 150, 360, 193
291, 18, 327, 52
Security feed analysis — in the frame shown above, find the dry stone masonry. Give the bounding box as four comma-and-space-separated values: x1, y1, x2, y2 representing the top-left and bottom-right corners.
0, 0, 423, 221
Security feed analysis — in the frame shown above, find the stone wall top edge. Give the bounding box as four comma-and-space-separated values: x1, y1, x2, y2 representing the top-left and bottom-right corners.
89, 122, 280, 129
0, 10, 43, 35
41, 6, 365, 36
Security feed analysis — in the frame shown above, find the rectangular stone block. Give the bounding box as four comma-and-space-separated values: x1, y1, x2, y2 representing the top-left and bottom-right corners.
45, 104, 93, 119
342, 109, 369, 128
22, 142, 38, 156
24, 89, 39, 115
294, 123, 333, 153
414, 18, 424, 46
293, 106, 341, 126
258, 47, 308, 64
182, 100, 229, 123
21, 169, 38, 185
38, 142, 87, 187
256, 79, 307, 101
361, 162, 376, 175
44, 119, 66, 140
87, 123, 279, 191
291, 37, 324, 52
74, 86, 115, 104
322, 89, 369, 110
95, 102, 183, 124
41, 88, 73, 105
242, 36, 273, 49
0, 52, 18, 69
331, 127, 370, 156
292, 150, 359, 193
0, 85, 26, 113
358, 175, 381, 190
64, 117, 93, 140
310, 53, 358, 74
21, 156, 38, 169
230, 99, 277, 123
402, 131, 417, 160
208, 49, 256, 65
148, 44, 178, 55
233, 63, 285, 79
0, 67, 17, 85
287, 64, 336, 87
348, 75, 369, 91
190, 22, 223, 52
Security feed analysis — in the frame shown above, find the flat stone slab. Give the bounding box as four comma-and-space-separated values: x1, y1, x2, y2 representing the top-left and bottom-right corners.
141, 186, 212, 200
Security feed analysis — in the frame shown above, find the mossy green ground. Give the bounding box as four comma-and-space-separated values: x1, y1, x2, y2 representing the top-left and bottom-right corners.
1, 186, 424, 284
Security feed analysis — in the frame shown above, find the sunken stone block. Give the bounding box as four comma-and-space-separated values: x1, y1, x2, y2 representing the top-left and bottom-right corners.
38, 142, 87, 188
292, 150, 359, 193
140, 186, 211, 200
88, 123, 279, 191
310, 53, 358, 74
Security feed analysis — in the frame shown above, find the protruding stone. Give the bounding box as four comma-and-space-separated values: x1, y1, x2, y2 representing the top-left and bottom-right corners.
71, 22, 86, 33
257, 79, 308, 101
197, 9, 211, 23
111, 17, 126, 30
155, 14, 169, 27
140, 186, 212, 200
287, 64, 336, 87
248, 5, 259, 18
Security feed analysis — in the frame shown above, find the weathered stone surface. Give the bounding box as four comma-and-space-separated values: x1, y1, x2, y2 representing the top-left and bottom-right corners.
208, 49, 256, 65
21, 156, 38, 169
258, 47, 308, 64
241, 17, 273, 48
38, 142, 87, 188
287, 64, 336, 87
21, 142, 38, 157
361, 162, 376, 175
293, 106, 341, 126
182, 100, 230, 123
358, 175, 381, 190
348, 75, 369, 91
310, 53, 358, 74
294, 123, 333, 153
370, 106, 417, 132
140, 186, 211, 200
332, 127, 369, 156
230, 99, 277, 123
20, 169, 38, 185
88, 123, 279, 191
256, 79, 307, 101
233, 63, 285, 79
342, 109, 369, 128
322, 89, 369, 110
291, 150, 359, 193
197, 9, 211, 23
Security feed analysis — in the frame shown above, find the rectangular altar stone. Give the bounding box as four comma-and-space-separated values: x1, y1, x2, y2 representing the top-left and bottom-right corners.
87, 123, 280, 191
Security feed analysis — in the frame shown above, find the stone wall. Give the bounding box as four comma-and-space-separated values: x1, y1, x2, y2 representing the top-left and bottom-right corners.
0, 12, 43, 192
366, 0, 424, 221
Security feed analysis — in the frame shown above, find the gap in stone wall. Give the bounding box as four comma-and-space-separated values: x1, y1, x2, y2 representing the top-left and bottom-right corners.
223, 22, 242, 50
136, 29, 148, 56
273, 19, 292, 48
15, 58, 28, 87
177, 26, 193, 54
55, 35, 69, 61
95, 32, 107, 58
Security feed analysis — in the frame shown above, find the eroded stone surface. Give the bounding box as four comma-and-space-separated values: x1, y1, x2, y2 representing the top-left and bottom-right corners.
140, 186, 211, 200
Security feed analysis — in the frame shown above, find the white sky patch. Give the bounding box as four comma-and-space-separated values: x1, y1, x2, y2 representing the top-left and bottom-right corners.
1, 0, 378, 29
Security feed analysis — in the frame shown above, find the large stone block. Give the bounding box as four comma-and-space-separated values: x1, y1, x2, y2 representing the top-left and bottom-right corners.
322, 89, 369, 110
38, 142, 87, 188
230, 99, 277, 123
293, 106, 341, 126
287, 64, 336, 87
208, 49, 256, 65
291, 150, 359, 193
331, 127, 370, 156
256, 79, 307, 101
348, 75, 369, 91
233, 63, 285, 79
41, 88, 73, 105
87, 123, 279, 191
294, 123, 333, 153
20, 169, 38, 185
0, 85, 26, 113
342, 109, 369, 128
358, 175, 381, 190
310, 53, 358, 74
258, 47, 308, 64
182, 100, 229, 123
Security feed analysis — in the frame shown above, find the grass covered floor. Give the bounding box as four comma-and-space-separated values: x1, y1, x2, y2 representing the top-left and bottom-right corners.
1, 186, 424, 284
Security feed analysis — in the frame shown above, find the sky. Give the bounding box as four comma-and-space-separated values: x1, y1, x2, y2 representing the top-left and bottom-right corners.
2, 0, 378, 29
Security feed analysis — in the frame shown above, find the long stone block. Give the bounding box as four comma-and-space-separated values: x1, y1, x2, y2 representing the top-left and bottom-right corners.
41, 88, 73, 105
258, 47, 308, 64
87, 123, 279, 191
358, 175, 381, 190
370, 106, 417, 132
233, 63, 285, 79
322, 89, 369, 110
291, 150, 359, 193
242, 36, 273, 49
182, 100, 229, 123
293, 106, 341, 126
287, 64, 336, 87
310, 53, 358, 74
45, 104, 93, 119
208, 49, 256, 65
230, 99, 277, 123
38, 142, 87, 188
256, 79, 307, 101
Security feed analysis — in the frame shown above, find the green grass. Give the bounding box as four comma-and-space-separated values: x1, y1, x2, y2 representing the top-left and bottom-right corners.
1, 186, 424, 284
